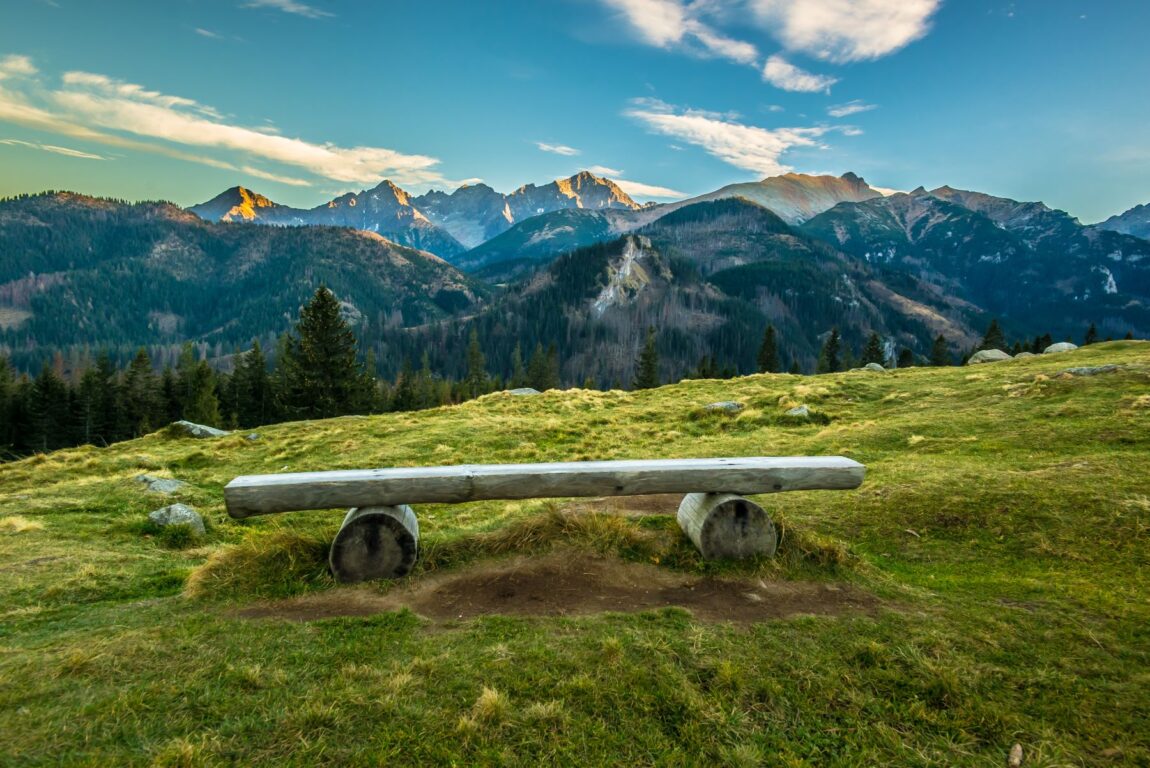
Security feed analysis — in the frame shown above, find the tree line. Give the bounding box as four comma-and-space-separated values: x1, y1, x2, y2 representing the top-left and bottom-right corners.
0, 285, 1129, 458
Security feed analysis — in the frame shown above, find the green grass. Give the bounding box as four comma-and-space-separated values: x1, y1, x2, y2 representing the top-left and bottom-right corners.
2, 342, 1149, 766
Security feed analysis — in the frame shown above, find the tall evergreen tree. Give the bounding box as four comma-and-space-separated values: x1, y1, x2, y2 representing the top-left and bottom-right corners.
527, 343, 559, 391
1084, 322, 1098, 345
120, 348, 161, 438
816, 327, 842, 374
929, 334, 951, 366
509, 342, 527, 388
29, 364, 70, 453
464, 327, 488, 399
896, 348, 914, 368
176, 344, 220, 426
633, 326, 660, 390
979, 319, 1006, 351
0, 357, 12, 450
233, 340, 273, 428
861, 332, 885, 366
277, 286, 367, 419
757, 325, 781, 373
391, 358, 417, 412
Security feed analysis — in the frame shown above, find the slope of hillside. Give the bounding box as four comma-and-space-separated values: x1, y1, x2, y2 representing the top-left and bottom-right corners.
2, 342, 1148, 765
0, 192, 484, 369
1096, 202, 1150, 240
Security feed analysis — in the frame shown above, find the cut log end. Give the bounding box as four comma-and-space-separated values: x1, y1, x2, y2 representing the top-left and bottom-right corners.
329, 505, 419, 584
677, 492, 777, 560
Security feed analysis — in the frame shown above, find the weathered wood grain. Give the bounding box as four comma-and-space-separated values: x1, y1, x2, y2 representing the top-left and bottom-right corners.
677, 493, 777, 560
329, 505, 419, 583
224, 457, 865, 519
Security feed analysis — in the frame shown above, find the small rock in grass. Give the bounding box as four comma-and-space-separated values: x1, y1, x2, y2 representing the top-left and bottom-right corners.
148, 504, 205, 536
704, 401, 744, 413
1043, 342, 1078, 354
169, 420, 230, 438
507, 388, 541, 396
1061, 365, 1120, 376
785, 404, 810, 418
1014, 351, 1036, 359
863, 362, 887, 372
246, 433, 261, 441
967, 349, 1012, 365
137, 474, 187, 494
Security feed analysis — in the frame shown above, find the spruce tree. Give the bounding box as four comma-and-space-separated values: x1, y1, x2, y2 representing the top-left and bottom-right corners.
979, 319, 1006, 351
0, 357, 12, 450
278, 286, 366, 419
120, 349, 161, 438
929, 334, 950, 366
509, 342, 528, 388
1126, 331, 1135, 340
29, 364, 70, 452
1084, 323, 1098, 345
392, 358, 417, 412
757, 325, 780, 373
897, 348, 914, 369
176, 344, 220, 426
464, 327, 488, 398
527, 343, 559, 391
861, 332, 885, 366
233, 341, 273, 428
633, 326, 660, 389
816, 328, 841, 374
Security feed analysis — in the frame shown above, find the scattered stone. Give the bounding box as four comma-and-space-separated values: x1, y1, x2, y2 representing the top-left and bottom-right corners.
863, 362, 887, 372
785, 404, 811, 418
148, 503, 205, 536
1008, 743, 1023, 767
137, 474, 187, 494
246, 433, 261, 441
966, 349, 1013, 365
1062, 365, 1121, 376
507, 388, 541, 396
1014, 351, 1036, 359
704, 401, 744, 413
169, 420, 230, 438
1043, 342, 1078, 354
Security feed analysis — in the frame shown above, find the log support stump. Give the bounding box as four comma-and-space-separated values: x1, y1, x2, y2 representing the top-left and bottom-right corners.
677, 492, 777, 560
329, 505, 419, 583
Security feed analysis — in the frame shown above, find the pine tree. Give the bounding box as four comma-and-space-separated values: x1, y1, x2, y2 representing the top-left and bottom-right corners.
1125, 331, 1135, 340
929, 334, 951, 366
816, 328, 841, 374
391, 358, 418, 412
509, 342, 528, 388
176, 344, 220, 426
29, 364, 70, 452
1084, 323, 1098, 345
278, 286, 366, 419
979, 319, 1006, 351
633, 326, 660, 390
0, 357, 12, 450
897, 348, 914, 369
120, 348, 161, 438
861, 332, 885, 366
788, 360, 801, 375
233, 341, 273, 428
757, 325, 780, 373
527, 343, 559, 391
1039, 333, 1053, 351
464, 327, 488, 399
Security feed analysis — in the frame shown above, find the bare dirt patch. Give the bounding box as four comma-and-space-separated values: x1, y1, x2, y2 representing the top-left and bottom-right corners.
236, 550, 878, 624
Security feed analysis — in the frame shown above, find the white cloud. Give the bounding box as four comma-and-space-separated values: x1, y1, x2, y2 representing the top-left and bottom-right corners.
0, 55, 37, 79
536, 142, 580, 156
762, 55, 838, 93
828, 100, 877, 118
241, 166, 311, 186
610, 178, 687, 199
587, 165, 623, 177
241, 0, 332, 19
0, 138, 106, 160
0, 57, 451, 188
750, 0, 941, 63
600, 0, 759, 65
840, 126, 863, 136
624, 98, 828, 177
195, 28, 225, 40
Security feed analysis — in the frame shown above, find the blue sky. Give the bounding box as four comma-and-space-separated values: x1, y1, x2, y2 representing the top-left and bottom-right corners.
0, 0, 1146, 222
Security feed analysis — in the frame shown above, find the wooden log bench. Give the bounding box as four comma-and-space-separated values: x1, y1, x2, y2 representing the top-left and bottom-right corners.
224, 456, 865, 583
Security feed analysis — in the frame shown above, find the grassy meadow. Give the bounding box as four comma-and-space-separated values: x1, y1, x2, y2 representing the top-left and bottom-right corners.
1, 341, 1148, 766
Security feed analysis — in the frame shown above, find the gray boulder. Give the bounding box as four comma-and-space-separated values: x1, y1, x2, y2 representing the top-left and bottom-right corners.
1062, 365, 1121, 376
1043, 342, 1078, 354
170, 420, 230, 438
967, 349, 1013, 365
785, 404, 810, 419
507, 388, 541, 396
137, 474, 187, 494
1014, 351, 1036, 359
148, 504, 205, 536
863, 363, 887, 372
704, 401, 744, 413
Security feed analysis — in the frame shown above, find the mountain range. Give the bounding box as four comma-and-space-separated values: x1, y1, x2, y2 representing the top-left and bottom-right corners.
3, 171, 1148, 381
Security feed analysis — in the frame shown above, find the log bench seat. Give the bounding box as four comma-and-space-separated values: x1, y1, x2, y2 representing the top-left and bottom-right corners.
223, 456, 865, 583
